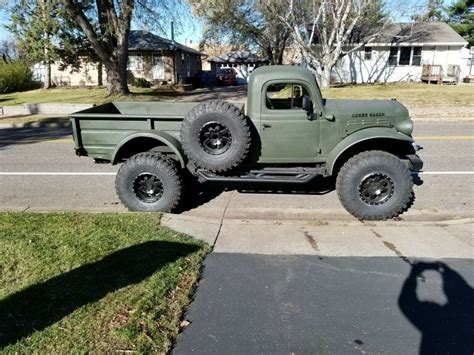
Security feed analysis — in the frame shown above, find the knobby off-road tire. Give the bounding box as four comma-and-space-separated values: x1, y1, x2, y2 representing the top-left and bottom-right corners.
336, 150, 413, 220
115, 152, 182, 212
180, 101, 251, 172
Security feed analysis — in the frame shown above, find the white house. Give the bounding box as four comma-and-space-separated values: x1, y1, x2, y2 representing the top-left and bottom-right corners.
332, 22, 470, 84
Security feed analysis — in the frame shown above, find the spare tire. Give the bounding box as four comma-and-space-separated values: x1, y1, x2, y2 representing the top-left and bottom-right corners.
180, 101, 251, 172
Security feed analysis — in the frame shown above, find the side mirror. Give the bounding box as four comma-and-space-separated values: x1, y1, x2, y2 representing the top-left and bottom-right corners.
302, 95, 313, 116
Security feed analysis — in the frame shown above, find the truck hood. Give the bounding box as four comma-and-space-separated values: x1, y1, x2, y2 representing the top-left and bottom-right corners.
323, 98, 413, 137
324, 99, 409, 119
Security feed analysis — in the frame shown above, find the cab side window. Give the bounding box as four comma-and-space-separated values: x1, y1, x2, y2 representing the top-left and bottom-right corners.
266, 83, 310, 110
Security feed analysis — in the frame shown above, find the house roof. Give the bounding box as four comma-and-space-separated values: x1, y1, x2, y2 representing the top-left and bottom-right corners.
352, 22, 468, 46
128, 30, 205, 55
207, 50, 269, 63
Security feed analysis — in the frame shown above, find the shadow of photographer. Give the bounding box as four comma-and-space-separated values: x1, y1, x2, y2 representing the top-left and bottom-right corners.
398, 261, 474, 354
0, 240, 199, 347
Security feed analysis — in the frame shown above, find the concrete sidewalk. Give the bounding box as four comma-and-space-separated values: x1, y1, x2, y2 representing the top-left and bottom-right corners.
161, 214, 474, 258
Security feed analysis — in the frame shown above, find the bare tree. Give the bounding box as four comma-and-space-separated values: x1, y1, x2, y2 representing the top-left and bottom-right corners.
190, 0, 291, 65
60, 0, 188, 95
62, 0, 134, 95
0, 40, 20, 60
269, 0, 385, 88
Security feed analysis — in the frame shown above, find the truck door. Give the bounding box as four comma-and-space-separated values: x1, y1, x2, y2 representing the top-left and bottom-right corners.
259, 81, 319, 163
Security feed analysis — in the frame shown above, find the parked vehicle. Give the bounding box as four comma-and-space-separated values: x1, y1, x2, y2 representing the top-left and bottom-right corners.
70, 66, 423, 220
216, 68, 238, 86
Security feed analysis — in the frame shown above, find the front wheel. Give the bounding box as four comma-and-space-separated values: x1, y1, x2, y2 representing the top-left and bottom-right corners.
336, 151, 414, 220
115, 152, 182, 212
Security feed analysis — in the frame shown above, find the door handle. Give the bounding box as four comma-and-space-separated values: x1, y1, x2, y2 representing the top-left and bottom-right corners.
262, 123, 272, 129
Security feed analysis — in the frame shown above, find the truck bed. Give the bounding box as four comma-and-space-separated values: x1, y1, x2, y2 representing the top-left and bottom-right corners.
70, 101, 245, 161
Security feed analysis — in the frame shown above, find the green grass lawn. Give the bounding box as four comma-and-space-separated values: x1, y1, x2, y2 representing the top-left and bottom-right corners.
322, 82, 474, 108
0, 87, 161, 106
0, 213, 210, 353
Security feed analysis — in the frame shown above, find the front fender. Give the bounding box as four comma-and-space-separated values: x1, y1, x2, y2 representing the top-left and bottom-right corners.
325, 128, 414, 175
112, 131, 186, 168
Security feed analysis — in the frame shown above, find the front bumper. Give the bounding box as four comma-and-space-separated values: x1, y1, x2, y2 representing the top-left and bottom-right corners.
406, 154, 423, 172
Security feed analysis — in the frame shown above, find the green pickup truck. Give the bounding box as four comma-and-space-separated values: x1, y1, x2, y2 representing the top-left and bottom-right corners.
70, 65, 423, 220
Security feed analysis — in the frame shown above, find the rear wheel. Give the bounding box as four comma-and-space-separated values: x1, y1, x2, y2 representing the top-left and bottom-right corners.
336, 150, 413, 220
115, 152, 182, 212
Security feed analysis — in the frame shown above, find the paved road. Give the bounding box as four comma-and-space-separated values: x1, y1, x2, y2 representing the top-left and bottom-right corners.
0, 121, 472, 220
174, 254, 473, 354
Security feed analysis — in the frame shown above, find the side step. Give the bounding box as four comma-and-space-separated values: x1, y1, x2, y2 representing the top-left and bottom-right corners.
196, 167, 324, 184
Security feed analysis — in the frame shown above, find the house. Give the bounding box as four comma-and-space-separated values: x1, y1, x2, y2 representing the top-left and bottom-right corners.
331, 22, 469, 84
35, 30, 205, 87
126, 31, 204, 84
207, 50, 269, 84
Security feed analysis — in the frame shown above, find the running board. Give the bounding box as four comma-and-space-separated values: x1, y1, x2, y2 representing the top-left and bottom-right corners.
196, 167, 324, 184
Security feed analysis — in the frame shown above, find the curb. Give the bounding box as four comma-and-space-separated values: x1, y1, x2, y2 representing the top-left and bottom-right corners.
163, 212, 474, 227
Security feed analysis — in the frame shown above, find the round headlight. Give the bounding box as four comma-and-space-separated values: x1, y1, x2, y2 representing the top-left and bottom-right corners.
397, 119, 414, 136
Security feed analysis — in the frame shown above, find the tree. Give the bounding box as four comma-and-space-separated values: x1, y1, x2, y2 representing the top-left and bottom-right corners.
0, 40, 20, 61
62, 0, 189, 95
269, 0, 386, 88
448, 0, 473, 46
61, 0, 135, 95
9, 0, 61, 88
9, 0, 187, 95
189, 0, 291, 64
412, 0, 445, 22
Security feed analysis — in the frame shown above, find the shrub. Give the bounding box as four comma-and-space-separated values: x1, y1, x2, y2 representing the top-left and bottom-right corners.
133, 77, 152, 88
0, 60, 35, 93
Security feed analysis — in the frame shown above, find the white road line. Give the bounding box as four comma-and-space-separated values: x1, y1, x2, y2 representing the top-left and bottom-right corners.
416, 172, 474, 175
0, 172, 473, 176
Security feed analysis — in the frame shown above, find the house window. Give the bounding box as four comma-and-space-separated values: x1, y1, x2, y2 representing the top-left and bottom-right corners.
412, 47, 422, 66
388, 47, 398, 66
399, 47, 411, 65
388, 47, 423, 66
128, 53, 143, 71
364, 47, 372, 60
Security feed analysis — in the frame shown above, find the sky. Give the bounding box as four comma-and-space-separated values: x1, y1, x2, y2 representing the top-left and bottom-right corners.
0, 4, 203, 44
0, 0, 459, 44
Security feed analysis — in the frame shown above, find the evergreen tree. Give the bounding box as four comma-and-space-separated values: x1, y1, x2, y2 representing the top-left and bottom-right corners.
448, 0, 474, 46
9, 0, 60, 88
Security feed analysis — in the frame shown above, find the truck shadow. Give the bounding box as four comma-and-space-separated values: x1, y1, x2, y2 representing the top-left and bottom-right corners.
398, 261, 474, 354
0, 124, 71, 151
0, 241, 199, 348
178, 176, 335, 213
